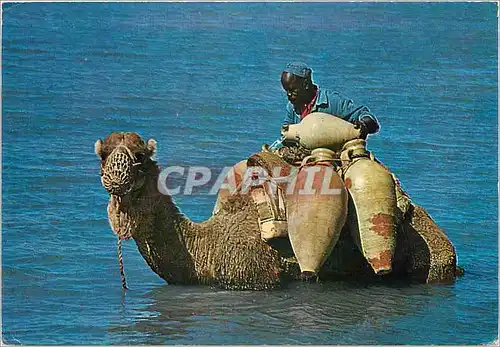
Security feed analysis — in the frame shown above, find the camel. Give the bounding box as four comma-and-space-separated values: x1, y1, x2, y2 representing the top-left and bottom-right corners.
95, 132, 459, 290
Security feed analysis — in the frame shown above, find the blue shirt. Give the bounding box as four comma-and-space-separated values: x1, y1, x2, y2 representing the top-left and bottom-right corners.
282, 87, 379, 126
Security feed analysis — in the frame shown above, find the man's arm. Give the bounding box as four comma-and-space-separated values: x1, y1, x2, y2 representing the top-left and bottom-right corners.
328, 92, 380, 136
269, 104, 296, 150
282, 102, 297, 126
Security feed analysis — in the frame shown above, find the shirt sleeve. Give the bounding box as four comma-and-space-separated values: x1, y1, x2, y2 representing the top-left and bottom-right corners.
269, 103, 295, 149
328, 91, 379, 127
282, 102, 296, 126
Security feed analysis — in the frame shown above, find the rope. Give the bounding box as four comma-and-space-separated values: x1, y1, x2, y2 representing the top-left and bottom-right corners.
117, 237, 128, 290
242, 156, 343, 191
299, 155, 343, 167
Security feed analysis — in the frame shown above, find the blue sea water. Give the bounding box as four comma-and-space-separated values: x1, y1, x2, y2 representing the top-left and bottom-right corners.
1, 2, 498, 345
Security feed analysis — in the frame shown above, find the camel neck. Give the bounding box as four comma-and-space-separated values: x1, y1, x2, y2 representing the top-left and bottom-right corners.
128, 163, 210, 284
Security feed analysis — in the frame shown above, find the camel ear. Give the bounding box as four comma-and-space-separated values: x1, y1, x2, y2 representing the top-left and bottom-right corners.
94, 139, 103, 158
147, 138, 157, 157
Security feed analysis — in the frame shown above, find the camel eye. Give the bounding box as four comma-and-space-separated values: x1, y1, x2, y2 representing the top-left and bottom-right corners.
100, 150, 112, 161
136, 153, 145, 162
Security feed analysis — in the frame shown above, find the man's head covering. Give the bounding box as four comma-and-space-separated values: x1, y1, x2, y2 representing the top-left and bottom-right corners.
283, 62, 312, 79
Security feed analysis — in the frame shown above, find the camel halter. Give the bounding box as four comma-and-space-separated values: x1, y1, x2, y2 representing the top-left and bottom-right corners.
104, 144, 148, 291
117, 237, 128, 290
112, 195, 129, 291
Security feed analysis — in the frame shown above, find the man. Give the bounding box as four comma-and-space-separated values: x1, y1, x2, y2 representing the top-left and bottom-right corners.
279, 62, 380, 140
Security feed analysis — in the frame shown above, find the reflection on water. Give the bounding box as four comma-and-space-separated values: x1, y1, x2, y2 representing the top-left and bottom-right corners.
109, 281, 455, 344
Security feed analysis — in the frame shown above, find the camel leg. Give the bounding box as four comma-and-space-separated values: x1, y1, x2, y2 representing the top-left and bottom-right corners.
403, 203, 457, 283
392, 176, 457, 283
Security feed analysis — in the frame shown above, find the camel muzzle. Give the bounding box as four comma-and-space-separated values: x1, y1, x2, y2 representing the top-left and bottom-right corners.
101, 146, 136, 197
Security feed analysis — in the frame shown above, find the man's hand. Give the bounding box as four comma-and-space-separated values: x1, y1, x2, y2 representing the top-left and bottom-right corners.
353, 119, 368, 139
354, 116, 379, 139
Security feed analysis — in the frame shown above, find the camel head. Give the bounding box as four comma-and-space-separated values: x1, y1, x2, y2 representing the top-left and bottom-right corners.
95, 132, 157, 197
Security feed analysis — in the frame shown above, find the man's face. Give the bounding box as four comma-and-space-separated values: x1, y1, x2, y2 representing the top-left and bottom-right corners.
281, 72, 306, 106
